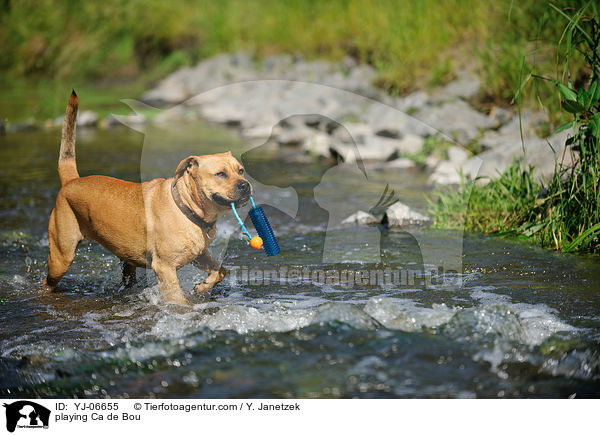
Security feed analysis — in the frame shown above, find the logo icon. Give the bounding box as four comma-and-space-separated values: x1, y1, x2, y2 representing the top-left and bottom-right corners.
3, 401, 50, 433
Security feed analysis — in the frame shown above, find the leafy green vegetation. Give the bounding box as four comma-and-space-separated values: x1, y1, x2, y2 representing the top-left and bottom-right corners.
0, 0, 590, 121
430, 2, 600, 253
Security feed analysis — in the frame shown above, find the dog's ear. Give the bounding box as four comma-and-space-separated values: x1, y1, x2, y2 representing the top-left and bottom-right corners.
175, 156, 199, 180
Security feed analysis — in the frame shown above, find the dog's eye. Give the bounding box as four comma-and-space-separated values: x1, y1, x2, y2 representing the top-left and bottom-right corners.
215, 171, 227, 178
238, 168, 244, 175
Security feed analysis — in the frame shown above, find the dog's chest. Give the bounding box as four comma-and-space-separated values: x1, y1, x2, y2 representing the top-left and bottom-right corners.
171, 226, 216, 265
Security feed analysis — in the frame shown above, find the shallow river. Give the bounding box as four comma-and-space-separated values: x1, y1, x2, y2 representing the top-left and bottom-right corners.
1, 121, 599, 398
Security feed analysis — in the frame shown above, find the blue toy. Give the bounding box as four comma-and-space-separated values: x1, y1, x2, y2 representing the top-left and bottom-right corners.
231, 197, 280, 256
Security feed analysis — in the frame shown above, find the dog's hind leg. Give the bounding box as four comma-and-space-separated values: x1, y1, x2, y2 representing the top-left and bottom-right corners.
121, 262, 137, 288
43, 199, 83, 292
192, 251, 226, 294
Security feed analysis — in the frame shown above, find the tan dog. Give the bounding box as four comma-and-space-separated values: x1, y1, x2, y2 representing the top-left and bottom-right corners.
43, 91, 251, 304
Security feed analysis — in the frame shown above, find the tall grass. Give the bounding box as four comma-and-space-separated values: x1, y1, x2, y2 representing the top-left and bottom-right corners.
430, 2, 600, 253
0, 0, 589, 120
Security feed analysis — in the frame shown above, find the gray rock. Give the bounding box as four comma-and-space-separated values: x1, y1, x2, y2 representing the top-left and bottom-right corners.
142, 78, 189, 105
330, 135, 402, 162
366, 104, 436, 138
424, 153, 442, 169
278, 125, 313, 146
432, 70, 481, 102
478, 110, 549, 151
427, 146, 472, 185
242, 124, 280, 140
397, 134, 424, 155
368, 158, 417, 170
7, 118, 37, 133
152, 105, 187, 124
489, 106, 512, 128
428, 161, 464, 185
341, 211, 379, 226
261, 54, 295, 75
447, 146, 470, 165
99, 114, 125, 129
382, 201, 432, 227
417, 100, 493, 144
76, 110, 99, 128
301, 132, 332, 158
397, 90, 429, 112
341, 55, 358, 70
332, 123, 373, 144
473, 129, 572, 183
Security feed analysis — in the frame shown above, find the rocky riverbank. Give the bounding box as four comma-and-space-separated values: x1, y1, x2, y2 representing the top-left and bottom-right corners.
5, 52, 571, 188
140, 52, 571, 186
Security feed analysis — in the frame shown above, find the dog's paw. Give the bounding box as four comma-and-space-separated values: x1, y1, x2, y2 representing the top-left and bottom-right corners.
41, 277, 56, 294
165, 297, 191, 306
194, 282, 214, 294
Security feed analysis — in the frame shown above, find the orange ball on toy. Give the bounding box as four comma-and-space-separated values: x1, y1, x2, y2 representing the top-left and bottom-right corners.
250, 236, 263, 249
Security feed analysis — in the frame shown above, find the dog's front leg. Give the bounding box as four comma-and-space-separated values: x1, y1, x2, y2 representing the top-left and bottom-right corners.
152, 260, 189, 305
192, 252, 226, 294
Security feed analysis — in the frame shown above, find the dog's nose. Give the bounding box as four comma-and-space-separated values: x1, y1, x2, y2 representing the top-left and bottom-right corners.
237, 180, 250, 194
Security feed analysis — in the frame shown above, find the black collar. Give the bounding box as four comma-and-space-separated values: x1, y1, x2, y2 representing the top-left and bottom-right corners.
171, 180, 216, 231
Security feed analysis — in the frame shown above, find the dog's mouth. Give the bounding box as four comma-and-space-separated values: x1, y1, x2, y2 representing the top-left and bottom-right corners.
211, 193, 250, 207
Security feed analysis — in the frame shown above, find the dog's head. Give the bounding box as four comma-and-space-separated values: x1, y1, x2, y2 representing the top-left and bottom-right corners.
175, 151, 251, 209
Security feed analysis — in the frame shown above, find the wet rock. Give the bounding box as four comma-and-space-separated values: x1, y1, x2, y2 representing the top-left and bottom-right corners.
382, 201, 431, 227
76, 110, 99, 128
341, 211, 379, 226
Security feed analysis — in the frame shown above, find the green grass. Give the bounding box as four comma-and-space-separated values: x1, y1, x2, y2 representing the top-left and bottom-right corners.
0, 0, 590, 122
428, 163, 540, 235
430, 2, 600, 254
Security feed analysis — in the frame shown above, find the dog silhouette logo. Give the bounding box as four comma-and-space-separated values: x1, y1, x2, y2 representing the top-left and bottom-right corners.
3, 401, 50, 432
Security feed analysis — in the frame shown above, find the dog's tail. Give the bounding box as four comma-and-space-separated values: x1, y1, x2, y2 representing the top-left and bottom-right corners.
58, 90, 80, 186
